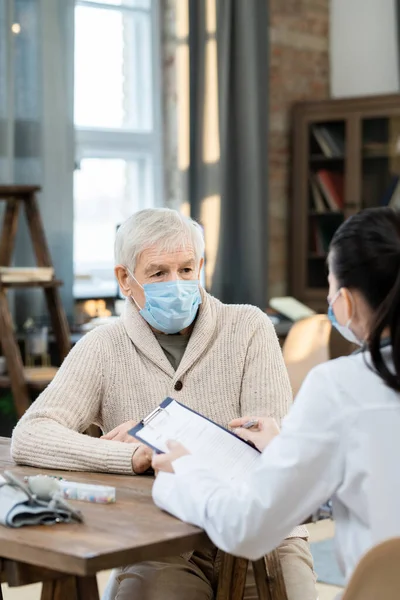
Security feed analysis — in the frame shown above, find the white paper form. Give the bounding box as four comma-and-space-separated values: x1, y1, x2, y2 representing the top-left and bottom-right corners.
133, 399, 261, 482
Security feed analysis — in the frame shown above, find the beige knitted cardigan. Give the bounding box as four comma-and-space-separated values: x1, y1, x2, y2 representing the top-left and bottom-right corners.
11, 289, 293, 471
11, 289, 294, 471
11, 291, 306, 537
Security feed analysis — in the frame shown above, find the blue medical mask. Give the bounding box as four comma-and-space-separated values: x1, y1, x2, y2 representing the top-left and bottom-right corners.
127, 270, 202, 334
328, 289, 362, 346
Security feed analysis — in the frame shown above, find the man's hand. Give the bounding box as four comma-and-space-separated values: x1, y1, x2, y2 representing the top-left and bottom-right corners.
101, 421, 153, 474
132, 444, 153, 474
101, 420, 138, 443
152, 441, 190, 474
229, 416, 280, 452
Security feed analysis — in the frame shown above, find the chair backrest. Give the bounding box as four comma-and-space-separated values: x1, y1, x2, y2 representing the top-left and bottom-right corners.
342, 538, 400, 600
282, 314, 353, 397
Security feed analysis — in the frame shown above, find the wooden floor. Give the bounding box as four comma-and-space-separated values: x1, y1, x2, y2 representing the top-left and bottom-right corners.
1, 521, 342, 600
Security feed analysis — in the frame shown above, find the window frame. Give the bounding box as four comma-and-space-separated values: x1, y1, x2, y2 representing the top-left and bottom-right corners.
73, 0, 164, 299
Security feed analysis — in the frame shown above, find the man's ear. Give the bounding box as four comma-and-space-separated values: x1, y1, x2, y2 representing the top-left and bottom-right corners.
115, 265, 130, 297
197, 257, 204, 280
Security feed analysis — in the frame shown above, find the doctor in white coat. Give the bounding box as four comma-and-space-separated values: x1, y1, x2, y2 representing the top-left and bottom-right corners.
152, 207, 400, 588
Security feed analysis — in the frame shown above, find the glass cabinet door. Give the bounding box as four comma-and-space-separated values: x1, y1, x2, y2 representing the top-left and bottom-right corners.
306, 119, 346, 289
361, 116, 400, 210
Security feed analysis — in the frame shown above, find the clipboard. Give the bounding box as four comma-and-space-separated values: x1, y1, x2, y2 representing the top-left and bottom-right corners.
129, 398, 261, 481
129, 397, 259, 453
129, 398, 174, 454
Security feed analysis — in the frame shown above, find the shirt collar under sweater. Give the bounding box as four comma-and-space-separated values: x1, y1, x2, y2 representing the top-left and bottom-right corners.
121, 288, 218, 379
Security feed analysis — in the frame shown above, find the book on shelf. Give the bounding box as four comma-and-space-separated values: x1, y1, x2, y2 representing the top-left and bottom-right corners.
314, 170, 344, 212
309, 175, 328, 213
312, 125, 345, 158
0, 267, 54, 283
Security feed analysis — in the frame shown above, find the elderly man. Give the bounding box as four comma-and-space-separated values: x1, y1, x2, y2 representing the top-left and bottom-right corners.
11, 208, 316, 600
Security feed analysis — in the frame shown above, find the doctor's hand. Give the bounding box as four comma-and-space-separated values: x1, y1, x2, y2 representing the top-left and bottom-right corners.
229, 416, 280, 451
152, 441, 190, 474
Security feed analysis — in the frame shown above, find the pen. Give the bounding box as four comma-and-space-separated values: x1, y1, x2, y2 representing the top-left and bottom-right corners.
241, 419, 259, 430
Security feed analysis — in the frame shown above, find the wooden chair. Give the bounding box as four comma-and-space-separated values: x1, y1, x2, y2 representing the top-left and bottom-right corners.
282, 314, 354, 397
342, 538, 400, 600
217, 552, 287, 600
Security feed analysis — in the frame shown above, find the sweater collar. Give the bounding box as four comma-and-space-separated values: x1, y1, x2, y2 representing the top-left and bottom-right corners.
121, 288, 217, 379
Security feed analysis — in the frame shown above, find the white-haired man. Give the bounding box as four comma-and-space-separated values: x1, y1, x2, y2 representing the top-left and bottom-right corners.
12, 208, 316, 600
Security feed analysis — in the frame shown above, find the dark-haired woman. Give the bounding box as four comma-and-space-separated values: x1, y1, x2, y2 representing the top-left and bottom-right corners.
152, 206, 400, 589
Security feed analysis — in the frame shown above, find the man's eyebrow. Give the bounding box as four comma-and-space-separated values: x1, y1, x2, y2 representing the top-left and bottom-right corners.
144, 263, 169, 275
144, 259, 195, 275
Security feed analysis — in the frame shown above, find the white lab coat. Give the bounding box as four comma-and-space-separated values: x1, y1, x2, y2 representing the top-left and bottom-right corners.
152, 346, 400, 585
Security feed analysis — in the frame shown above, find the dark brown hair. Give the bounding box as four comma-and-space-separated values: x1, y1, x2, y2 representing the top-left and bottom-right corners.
330, 207, 400, 391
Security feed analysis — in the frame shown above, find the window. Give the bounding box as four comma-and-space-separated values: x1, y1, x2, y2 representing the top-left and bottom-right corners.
73, 0, 163, 299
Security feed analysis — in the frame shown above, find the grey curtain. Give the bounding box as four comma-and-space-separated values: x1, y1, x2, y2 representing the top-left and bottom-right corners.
397, 0, 400, 83
0, 0, 41, 184
188, 0, 269, 307
0, 0, 74, 323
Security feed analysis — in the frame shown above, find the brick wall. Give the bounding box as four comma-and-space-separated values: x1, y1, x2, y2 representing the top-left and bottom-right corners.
268, 0, 330, 298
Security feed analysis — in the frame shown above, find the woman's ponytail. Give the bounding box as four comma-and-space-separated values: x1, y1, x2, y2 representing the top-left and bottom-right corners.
369, 259, 400, 392
330, 207, 400, 392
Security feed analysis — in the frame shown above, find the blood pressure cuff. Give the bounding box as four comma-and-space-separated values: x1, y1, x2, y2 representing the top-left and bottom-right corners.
0, 481, 82, 528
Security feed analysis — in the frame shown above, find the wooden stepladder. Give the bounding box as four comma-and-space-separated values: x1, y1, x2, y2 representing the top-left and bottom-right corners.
0, 186, 71, 418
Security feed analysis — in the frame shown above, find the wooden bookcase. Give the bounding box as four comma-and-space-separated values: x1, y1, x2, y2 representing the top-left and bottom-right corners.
290, 94, 400, 313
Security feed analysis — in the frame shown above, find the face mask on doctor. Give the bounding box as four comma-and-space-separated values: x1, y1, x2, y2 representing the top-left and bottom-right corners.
327, 288, 363, 346
126, 269, 202, 335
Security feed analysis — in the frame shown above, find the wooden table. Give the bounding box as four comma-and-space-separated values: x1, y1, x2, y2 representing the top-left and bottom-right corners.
0, 437, 208, 600
0, 439, 288, 600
